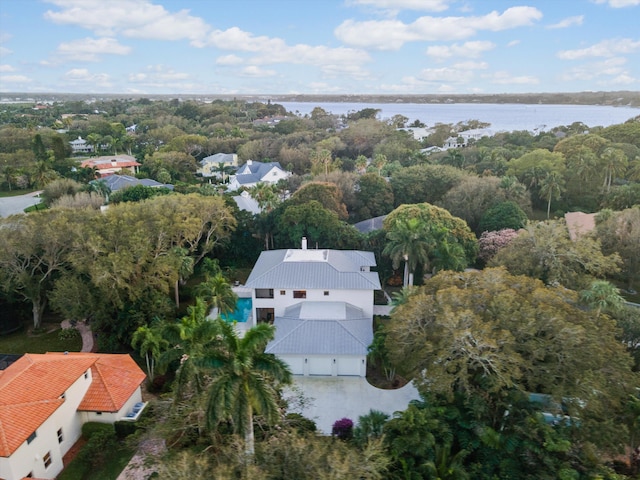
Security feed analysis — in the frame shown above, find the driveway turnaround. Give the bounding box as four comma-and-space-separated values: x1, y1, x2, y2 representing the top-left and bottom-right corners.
284, 376, 421, 434
0, 191, 42, 217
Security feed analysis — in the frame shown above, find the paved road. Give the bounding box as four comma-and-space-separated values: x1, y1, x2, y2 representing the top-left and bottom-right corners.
0, 191, 42, 217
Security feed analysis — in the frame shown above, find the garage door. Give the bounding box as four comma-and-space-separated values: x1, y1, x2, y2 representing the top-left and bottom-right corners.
284, 356, 304, 375
308, 357, 332, 375
337, 357, 362, 376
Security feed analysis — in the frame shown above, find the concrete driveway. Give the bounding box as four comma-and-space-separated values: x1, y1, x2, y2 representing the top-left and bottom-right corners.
284, 376, 421, 434
0, 191, 42, 217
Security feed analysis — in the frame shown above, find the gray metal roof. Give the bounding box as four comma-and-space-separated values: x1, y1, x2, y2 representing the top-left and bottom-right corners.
100, 174, 173, 192
265, 302, 373, 355
245, 248, 381, 290
200, 153, 236, 165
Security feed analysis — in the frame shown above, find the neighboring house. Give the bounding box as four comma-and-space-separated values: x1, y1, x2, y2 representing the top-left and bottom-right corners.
564, 211, 596, 241
244, 238, 381, 377
0, 352, 146, 480
80, 155, 141, 177
100, 174, 173, 192
443, 128, 493, 149
69, 136, 93, 154
232, 190, 262, 215
198, 153, 238, 178
227, 160, 290, 191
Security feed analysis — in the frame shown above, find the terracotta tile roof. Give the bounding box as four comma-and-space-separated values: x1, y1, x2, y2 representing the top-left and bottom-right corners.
0, 353, 145, 457
75, 354, 146, 412
0, 354, 95, 457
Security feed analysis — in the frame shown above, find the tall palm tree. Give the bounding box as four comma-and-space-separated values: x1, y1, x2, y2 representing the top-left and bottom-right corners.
172, 247, 194, 308
538, 171, 565, 219
430, 228, 468, 273
194, 273, 238, 316
131, 322, 168, 384
204, 320, 292, 455
600, 147, 628, 192
383, 218, 431, 286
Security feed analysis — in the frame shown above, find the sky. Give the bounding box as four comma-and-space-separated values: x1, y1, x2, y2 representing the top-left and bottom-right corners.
0, 0, 639, 95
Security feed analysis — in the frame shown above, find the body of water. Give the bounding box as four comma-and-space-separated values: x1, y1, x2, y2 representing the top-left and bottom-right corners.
279, 101, 638, 133
221, 297, 252, 323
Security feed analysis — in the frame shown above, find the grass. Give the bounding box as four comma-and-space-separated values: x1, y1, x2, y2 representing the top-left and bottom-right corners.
0, 188, 39, 198
57, 443, 137, 480
0, 322, 82, 354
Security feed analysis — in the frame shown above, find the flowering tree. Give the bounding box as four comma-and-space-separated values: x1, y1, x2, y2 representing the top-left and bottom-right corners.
332, 417, 354, 440
478, 229, 519, 263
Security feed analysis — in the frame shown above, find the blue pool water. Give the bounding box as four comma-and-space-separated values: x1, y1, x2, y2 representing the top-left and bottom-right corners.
221, 297, 252, 323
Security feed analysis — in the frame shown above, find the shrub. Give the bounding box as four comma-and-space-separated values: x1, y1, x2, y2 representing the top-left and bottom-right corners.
82, 421, 115, 440
114, 420, 137, 438
285, 413, 317, 434
331, 417, 353, 440
58, 327, 80, 341
77, 427, 118, 469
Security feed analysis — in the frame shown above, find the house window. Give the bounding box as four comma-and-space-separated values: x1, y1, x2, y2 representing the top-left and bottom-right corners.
57, 428, 63, 444
59, 392, 65, 400
293, 290, 307, 299
96, 412, 102, 416
27, 431, 37, 444
43, 451, 52, 468
84, 371, 89, 379
280, 290, 286, 295
26, 472, 33, 478
324, 291, 329, 296
255, 288, 274, 299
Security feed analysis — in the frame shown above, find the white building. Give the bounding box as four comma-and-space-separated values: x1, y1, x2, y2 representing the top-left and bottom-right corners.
0, 352, 146, 480
227, 160, 290, 191
69, 136, 92, 154
244, 239, 381, 377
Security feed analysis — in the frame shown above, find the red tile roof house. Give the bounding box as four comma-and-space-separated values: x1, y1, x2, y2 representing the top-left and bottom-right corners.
80, 155, 141, 178
0, 353, 146, 480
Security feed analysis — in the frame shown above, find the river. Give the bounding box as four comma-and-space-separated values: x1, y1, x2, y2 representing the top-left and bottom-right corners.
279, 101, 638, 133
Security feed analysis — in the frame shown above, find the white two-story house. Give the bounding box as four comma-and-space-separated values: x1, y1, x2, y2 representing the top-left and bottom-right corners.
0, 352, 146, 480
244, 238, 381, 377
227, 160, 290, 191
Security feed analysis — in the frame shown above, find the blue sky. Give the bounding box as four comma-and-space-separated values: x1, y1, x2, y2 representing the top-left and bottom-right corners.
0, 0, 639, 95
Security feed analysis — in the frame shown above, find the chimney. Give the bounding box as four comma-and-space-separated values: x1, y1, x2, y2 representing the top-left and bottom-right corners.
301, 237, 307, 250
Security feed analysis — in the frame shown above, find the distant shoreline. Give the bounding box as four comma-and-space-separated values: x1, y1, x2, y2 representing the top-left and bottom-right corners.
1, 91, 639, 107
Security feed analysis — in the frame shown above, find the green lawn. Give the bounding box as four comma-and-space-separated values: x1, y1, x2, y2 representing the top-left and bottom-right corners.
57, 444, 137, 480
0, 322, 82, 354
0, 188, 39, 198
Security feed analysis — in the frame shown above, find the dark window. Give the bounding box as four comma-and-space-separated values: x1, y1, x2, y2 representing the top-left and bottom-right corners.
324, 291, 329, 296
255, 288, 274, 299
43, 451, 52, 468
27, 431, 37, 444
293, 290, 307, 299
57, 428, 63, 444
280, 290, 286, 295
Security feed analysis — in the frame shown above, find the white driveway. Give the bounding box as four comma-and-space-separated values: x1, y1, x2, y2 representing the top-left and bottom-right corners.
284, 376, 421, 434
0, 191, 42, 217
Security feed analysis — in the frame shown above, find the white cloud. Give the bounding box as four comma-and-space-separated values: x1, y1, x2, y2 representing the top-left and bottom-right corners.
0, 65, 16, 72
335, 6, 542, 50
0, 74, 31, 84
547, 15, 584, 29
216, 54, 243, 65
487, 71, 539, 85
240, 66, 276, 77
129, 65, 190, 82
558, 38, 640, 59
507, 40, 520, 47
63, 68, 112, 87
560, 57, 628, 81
54, 37, 131, 62
0, 47, 11, 56
206, 27, 370, 75
426, 41, 495, 60
593, 0, 640, 7
607, 73, 636, 84
416, 66, 475, 83
347, 0, 452, 12
43, 0, 209, 45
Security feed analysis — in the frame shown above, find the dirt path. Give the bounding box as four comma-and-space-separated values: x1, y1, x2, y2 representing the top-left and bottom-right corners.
60, 320, 94, 352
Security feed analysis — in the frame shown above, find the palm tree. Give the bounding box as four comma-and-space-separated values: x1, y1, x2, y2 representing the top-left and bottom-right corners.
373, 153, 387, 175
194, 273, 238, 316
249, 182, 279, 213
430, 228, 468, 273
424, 442, 469, 480
88, 179, 111, 203
600, 147, 628, 192
172, 247, 194, 308
383, 218, 431, 286
580, 280, 626, 318
131, 322, 168, 384
204, 320, 292, 455
538, 171, 565, 219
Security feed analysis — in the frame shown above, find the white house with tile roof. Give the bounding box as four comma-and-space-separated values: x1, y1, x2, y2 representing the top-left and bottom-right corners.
244, 238, 381, 377
227, 160, 290, 191
0, 353, 145, 480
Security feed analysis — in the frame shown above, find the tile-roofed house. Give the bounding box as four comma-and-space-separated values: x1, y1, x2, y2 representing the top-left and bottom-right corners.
100, 174, 173, 192
80, 155, 141, 178
0, 353, 145, 480
245, 238, 381, 377
227, 160, 290, 191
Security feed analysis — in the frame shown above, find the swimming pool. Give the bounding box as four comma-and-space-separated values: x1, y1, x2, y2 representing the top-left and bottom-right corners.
221, 297, 252, 323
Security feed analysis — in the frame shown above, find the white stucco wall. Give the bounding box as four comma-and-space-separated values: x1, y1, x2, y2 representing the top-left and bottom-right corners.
79, 386, 143, 424
0, 368, 92, 480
